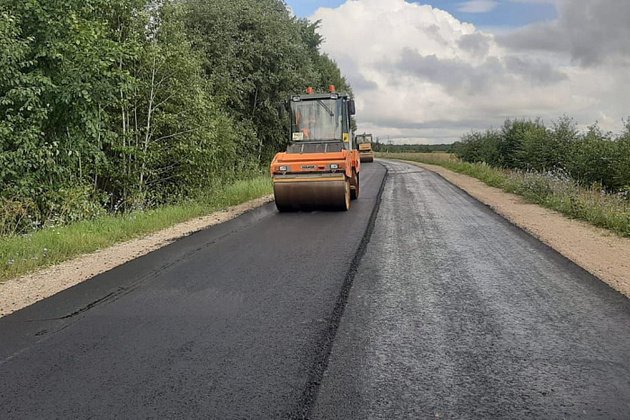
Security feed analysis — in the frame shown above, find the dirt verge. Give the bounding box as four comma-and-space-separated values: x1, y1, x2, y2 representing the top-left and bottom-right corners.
404, 160, 630, 299
0, 195, 273, 317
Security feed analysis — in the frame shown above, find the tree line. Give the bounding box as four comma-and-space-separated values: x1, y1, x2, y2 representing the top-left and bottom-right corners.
373, 142, 453, 153
452, 118, 630, 193
0, 0, 352, 233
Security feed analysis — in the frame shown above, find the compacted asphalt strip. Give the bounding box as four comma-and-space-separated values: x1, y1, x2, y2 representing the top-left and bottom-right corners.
312, 159, 630, 419
0, 164, 386, 419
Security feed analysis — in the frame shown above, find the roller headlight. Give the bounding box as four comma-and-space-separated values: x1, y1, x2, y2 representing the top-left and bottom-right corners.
279, 165, 288, 172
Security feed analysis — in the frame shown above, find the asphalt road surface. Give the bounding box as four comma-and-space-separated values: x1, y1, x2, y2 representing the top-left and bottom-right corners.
1, 159, 629, 419
0, 164, 385, 418
313, 160, 630, 419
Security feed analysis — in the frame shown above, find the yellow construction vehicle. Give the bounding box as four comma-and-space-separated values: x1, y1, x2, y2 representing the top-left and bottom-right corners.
355, 133, 374, 162
270, 86, 360, 211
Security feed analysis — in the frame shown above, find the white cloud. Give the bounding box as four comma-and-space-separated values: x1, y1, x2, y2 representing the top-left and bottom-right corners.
499, 0, 630, 67
312, 0, 630, 144
457, 1, 498, 13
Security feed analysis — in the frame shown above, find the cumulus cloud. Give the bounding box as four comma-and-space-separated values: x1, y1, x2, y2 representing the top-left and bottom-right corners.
457, 32, 491, 57
390, 50, 566, 94
499, 0, 630, 67
312, 0, 630, 143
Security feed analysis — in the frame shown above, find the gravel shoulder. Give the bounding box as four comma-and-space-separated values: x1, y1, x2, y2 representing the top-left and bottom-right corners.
402, 160, 630, 299
0, 195, 273, 317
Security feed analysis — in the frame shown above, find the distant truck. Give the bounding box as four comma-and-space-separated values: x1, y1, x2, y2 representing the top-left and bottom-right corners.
355, 133, 374, 162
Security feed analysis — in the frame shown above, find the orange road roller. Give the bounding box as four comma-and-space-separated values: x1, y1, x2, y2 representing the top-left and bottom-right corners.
356, 133, 375, 163
270, 86, 361, 211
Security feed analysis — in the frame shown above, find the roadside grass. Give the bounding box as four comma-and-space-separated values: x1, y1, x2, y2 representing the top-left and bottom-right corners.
378, 152, 630, 238
383, 152, 458, 165
0, 176, 272, 283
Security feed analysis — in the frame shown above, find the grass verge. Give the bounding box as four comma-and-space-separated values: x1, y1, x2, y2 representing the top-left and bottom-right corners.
378, 152, 630, 238
0, 176, 272, 283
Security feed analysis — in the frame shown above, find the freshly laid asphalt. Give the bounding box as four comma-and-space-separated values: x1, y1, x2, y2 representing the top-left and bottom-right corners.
1, 159, 630, 419
0, 164, 385, 418
312, 160, 630, 419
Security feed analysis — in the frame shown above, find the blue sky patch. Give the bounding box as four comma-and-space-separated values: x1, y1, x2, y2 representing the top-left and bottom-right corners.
286, 0, 557, 28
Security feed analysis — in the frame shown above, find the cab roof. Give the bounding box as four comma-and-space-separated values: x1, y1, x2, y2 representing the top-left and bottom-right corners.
291, 92, 350, 102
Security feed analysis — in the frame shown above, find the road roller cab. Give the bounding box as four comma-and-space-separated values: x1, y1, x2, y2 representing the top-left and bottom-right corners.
356, 133, 375, 163
270, 86, 360, 212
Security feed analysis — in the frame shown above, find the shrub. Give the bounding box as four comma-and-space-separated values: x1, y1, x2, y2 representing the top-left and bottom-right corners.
455, 117, 630, 193
0, 197, 40, 236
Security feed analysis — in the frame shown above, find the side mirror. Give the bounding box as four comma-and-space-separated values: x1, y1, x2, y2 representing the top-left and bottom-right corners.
348, 100, 356, 116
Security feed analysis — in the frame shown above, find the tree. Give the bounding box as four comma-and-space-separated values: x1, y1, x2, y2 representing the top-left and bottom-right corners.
0, 0, 356, 231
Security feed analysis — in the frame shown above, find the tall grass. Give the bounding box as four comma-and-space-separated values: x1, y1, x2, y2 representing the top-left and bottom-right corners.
0, 176, 272, 282
380, 152, 630, 238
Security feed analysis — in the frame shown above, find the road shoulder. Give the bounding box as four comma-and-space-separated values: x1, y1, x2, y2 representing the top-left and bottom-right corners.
399, 159, 630, 299
0, 195, 273, 317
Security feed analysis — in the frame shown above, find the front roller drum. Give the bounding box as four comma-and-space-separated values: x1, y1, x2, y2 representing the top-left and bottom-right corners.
360, 155, 374, 163
274, 176, 350, 212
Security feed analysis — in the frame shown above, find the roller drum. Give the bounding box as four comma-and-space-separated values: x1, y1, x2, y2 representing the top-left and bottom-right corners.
273, 176, 350, 211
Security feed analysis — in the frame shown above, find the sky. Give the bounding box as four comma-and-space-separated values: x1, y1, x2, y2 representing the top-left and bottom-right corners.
288, 0, 557, 29
284, 0, 630, 144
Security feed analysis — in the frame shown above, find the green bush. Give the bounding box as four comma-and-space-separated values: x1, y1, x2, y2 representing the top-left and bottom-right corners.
612, 120, 630, 189
0, 197, 40, 236
455, 117, 630, 193
44, 186, 107, 226
564, 124, 618, 189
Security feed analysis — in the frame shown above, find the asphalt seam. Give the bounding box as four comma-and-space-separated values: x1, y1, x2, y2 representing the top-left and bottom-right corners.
32, 207, 275, 324
295, 163, 389, 419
